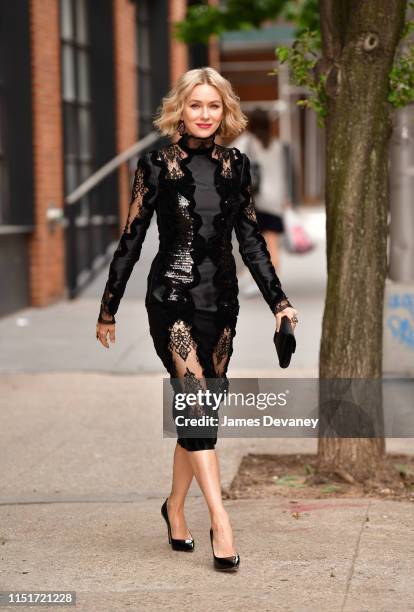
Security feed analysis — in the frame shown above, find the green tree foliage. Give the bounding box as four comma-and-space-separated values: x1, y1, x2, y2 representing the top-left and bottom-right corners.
388, 3, 414, 107
275, 2, 414, 117
175, 0, 414, 115
272, 29, 327, 125
173, 0, 319, 45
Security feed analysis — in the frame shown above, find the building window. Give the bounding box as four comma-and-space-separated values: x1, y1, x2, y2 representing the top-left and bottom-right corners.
59, 0, 94, 216
188, 0, 209, 69
135, 0, 170, 140
0, 8, 10, 225
0, 2, 33, 228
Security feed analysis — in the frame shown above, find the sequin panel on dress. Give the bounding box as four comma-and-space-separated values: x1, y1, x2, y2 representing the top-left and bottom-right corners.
164, 193, 195, 289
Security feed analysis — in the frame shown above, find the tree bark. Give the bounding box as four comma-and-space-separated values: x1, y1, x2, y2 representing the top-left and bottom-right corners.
317, 0, 407, 480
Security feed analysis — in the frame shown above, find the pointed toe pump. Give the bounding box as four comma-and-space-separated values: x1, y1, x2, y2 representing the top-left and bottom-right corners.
209, 528, 240, 571
161, 498, 194, 551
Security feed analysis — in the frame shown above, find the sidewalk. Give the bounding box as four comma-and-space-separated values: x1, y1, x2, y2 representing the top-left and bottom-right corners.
1, 371, 413, 611
1, 207, 413, 611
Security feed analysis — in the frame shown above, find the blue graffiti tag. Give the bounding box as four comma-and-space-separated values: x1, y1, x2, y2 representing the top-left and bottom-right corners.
388, 292, 414, 317
387, 293, 414, 351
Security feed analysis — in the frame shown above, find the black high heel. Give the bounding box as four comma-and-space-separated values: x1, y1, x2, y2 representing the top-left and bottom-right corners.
209, 528, 240, 571
161, 498, 194, 551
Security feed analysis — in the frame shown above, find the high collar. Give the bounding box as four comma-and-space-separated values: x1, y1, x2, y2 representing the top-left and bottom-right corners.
177, 129, 217, 155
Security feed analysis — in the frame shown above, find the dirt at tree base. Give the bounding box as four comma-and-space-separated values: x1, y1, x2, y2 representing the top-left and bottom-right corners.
224, 453, 414, 502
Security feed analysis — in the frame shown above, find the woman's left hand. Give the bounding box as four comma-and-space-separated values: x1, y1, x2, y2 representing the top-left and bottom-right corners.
275, 306, 298, 333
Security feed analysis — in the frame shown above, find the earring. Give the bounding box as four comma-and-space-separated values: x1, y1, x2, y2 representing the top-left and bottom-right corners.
178, 120, 185, 135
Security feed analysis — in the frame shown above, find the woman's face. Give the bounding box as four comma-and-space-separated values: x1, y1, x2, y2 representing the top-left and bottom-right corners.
181, 84, 223, 138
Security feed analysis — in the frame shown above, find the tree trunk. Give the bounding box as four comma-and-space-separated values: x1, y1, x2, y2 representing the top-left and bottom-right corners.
317, 0, 407, 480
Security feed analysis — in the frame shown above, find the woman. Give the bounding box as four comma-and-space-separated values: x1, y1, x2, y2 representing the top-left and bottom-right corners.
232, 109, 291, 296
95, 67, 298, 571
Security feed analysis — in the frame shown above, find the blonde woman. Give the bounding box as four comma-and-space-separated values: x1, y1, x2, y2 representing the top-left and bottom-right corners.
96, 67, 298, 571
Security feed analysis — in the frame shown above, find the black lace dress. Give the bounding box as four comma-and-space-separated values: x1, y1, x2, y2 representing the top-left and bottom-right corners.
98, 130, 293, 451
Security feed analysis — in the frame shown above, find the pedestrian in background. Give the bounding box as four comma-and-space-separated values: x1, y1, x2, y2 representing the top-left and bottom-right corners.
232, 108, 291, 296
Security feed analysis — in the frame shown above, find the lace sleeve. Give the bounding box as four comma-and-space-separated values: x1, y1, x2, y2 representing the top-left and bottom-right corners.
234, 153, 293, 316
97, 153, 158, 324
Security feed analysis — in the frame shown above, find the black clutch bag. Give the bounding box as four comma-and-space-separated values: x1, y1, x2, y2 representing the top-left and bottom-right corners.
273, 315, 296, 368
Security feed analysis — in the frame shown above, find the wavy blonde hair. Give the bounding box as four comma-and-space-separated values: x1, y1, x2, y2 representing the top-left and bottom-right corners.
153, 67, 248, 140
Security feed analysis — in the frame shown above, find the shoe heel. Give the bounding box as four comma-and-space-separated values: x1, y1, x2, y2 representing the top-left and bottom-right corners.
161, 498, 194, 552
209, 528, 240, 571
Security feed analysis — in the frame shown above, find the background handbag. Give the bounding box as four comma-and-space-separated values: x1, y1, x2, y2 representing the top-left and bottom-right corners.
283, 207, 315, 254
273, 315, 296, 368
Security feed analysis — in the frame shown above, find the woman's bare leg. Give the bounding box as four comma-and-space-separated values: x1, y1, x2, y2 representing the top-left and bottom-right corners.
167, 443, 194, 539
262, 229, 280, 272
186, 448, 236, 558
166, 320, 236, 555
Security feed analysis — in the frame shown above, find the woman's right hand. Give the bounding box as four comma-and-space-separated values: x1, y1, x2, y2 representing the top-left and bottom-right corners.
96, 321, 116, 349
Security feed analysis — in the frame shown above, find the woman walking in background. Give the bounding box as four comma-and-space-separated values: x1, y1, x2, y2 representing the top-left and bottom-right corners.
95, 67, 298, 571
232, 108, 291, 296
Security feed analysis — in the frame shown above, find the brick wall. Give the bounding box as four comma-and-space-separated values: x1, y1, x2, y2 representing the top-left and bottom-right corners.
169, 0, 188, 85
29, 0, 65, 306
208, 0, 220, 69
113, 0, 139, 229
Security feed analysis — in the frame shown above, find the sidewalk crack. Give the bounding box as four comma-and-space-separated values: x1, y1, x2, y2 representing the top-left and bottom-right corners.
340, 499, 372, 612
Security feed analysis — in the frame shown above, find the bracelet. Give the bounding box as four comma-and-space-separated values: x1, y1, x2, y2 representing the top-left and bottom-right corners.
274, 298, 292, 315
